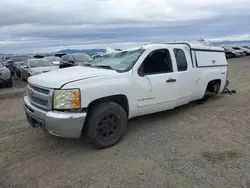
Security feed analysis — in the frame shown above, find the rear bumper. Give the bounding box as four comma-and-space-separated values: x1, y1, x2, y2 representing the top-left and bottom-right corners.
23, 94, 86, 138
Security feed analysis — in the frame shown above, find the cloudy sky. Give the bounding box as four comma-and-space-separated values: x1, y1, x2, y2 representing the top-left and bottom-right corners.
0, 0, 250, 53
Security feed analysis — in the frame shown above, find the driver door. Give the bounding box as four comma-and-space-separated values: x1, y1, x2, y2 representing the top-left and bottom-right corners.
137, 49, 177, 113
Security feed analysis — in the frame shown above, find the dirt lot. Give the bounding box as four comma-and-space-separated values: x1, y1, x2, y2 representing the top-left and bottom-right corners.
1, 57, 250, 188
0, 78, 27, 99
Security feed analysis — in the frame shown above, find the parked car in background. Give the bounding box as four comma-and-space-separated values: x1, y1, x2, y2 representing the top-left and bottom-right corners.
223, 47, 244, 58
0, 62, 12, 88
3, 59, 15, 74
59, 53, 93, 68
20, 59, 58, 81
224, 48, 235, 59
232, 47, 250, 55
9, 55, 34, 77
44, 56, 61, 65
242, 46, 250, 49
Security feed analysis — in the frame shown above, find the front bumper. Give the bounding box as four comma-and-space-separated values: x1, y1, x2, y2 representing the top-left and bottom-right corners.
23, 94, 86, 138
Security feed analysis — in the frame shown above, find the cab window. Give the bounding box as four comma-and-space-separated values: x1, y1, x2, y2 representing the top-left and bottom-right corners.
139, 49, 173, 75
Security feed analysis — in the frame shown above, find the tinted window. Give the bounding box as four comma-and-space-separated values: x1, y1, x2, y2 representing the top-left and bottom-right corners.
141, 49, 173, 75
29, 60, 53, 68
174, 49, 188, 71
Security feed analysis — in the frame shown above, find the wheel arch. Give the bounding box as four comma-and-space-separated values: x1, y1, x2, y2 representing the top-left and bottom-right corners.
205, 79, 222, 94
86, 94, 130, 117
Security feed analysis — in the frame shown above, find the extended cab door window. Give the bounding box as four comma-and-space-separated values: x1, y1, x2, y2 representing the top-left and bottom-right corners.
174, 49, 188, 71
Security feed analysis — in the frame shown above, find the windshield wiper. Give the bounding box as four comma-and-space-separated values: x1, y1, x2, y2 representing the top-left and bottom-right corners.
83, 63, 94, 67
93, 65, 115, 70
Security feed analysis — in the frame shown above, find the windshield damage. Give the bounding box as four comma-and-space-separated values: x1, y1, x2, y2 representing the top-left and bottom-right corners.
88, 49, 145, 72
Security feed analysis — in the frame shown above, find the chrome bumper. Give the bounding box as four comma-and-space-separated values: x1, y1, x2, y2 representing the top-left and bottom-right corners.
23, 94, 86, 138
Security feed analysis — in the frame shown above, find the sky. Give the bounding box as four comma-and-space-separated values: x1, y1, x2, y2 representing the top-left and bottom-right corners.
0, 0, 250, 53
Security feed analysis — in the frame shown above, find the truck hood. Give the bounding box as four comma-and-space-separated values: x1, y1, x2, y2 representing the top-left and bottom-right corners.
28, 66, 117, 88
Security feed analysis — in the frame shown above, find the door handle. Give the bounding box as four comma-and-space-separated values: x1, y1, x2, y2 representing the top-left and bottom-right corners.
166, 78, 176, 83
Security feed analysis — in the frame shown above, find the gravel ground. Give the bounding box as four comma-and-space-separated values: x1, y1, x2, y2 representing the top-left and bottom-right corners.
1, 57, 250, 188
0, 78, 26, 99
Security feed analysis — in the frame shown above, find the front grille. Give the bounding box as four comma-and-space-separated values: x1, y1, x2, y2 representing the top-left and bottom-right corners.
30, 85, 50, 95
29, 96, 48, 106
27, 84, 52, 110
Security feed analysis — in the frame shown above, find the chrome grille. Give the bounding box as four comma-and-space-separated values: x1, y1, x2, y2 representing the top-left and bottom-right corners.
27, 84, 53, 110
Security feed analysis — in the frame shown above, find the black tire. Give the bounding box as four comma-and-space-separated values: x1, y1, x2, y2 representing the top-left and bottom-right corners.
85, 102, 127, 149
6, 80, 12, 88
199, 82, 220, 102
199, 92, 210, 103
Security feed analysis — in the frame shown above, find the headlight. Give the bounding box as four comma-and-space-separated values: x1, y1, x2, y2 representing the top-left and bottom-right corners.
53, 89, 81, 109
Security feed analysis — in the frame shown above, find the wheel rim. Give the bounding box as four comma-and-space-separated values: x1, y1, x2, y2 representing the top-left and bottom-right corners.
96, 114, 119, 138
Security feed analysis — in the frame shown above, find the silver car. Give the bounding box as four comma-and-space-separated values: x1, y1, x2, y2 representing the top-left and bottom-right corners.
20, 59, 59, 81
0, 62, 12, 88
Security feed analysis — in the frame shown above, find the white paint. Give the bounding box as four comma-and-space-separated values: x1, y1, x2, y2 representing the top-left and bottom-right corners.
195, 51, 227, 67
28, 42, 228, 119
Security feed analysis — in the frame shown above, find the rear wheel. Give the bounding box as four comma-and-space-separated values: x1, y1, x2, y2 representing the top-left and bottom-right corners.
85, 102, 127, 149
199, 81, 221, 102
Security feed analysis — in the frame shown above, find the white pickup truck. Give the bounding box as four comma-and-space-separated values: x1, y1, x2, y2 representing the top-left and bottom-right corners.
23, 41, 228, 149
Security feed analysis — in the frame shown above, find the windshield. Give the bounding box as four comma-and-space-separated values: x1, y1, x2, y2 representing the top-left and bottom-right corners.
29, 59, 53, 68
45, 56, 60, 61
88, 49, 145, 72
73, 54, 93, 62
13, 56, 33, 62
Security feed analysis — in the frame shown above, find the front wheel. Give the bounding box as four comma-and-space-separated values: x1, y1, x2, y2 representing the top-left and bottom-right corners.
85, 102, 127, 149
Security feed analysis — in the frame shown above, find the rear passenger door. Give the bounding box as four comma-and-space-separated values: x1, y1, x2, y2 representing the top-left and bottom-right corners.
173, 46, 195, 106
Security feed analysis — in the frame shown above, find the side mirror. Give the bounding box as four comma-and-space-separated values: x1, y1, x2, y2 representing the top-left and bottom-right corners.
23, 65, 28, 68
69, 60, 74, 64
